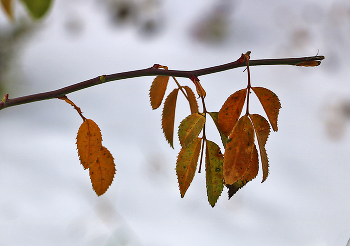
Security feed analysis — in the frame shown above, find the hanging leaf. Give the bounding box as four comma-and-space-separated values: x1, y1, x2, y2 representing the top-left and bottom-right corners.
218, 89, 247, 136
223, 115, 255, 185
182, 86, 199, 114
176, 138, 202, 198
226, 145, 259, 199
1, 0, 14, 20
162, 88, 179, 148
149, 76, 169, 109
20, 0, 52, 19
208, 112, 228, 148
205, 140, 224, 207
252, 87, 281, 131
89, 146, 116, 196
76, 119, 103, 169
178, 113, 205, 148
249, 114, 270, 182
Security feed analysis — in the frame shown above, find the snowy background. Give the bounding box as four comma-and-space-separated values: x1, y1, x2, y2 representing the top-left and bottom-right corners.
1, 0, 350, 245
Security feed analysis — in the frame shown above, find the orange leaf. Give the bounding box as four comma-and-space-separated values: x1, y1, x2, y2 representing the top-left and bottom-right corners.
178, 113, 205, 148
162, 88, 179, 148
205, 140, 224, 207
223, 115, 255, 185
176, 138, 202, 198
182, 86, 199, 114
218, 89, 247, 136
149, 75, 169, 109
252, 87, 281, 131
89, 146, 116, 196
76, 119, 103, 169
1, 0, 14, 20
296, 60, 320, 67
226, 144, 259, 198
208, 112, 228, 148
249, 114, 270, 182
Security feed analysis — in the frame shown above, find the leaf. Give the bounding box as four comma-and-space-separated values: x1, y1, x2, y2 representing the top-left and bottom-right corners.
223, 115, 255, 185
1, 0, 14, 20
19, 0, 52, 19
252, 87, 281, 131
162, 88, 179, 148
208, 112, 228, 148
205, 140, 224, 207
218, 89, 247, 136
176, 138, 202, 198
178, 113, 205, 148
226, 144, 259, 199
76, 119, 103, 169
296, 61, 320, 67
89, 146, 116, 196
149, 75, 169, 109
249, 114, 270, 182
182, 86, 199, 114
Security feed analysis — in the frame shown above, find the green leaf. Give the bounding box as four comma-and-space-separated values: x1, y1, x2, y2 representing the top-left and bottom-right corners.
178, 113, 205, 148
20, 0, 52, 19
205, 140, 224, 207
208, 112, 228, 148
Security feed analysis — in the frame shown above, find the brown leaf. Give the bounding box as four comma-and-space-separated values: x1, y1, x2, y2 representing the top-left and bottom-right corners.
218, 89, 247, 136
162, 88, 179, 148
252, 87, 281, 131
249, 114, 270, 182
149, 76, 169, 109
182, 86, 199, 114
176, 138, 202, 198
205, 140, 224, 207
76, 119, 103, 169
1, 0, 14, 20
208, 112, 228, 148
89, 146, 116, 196
223, 115, 255, 185
178, 113, 205, 148
296, 61, 320, 67
226, 144, 259, 198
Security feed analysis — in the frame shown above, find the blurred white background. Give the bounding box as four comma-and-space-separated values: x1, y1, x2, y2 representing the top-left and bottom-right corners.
1, 0, 350, 245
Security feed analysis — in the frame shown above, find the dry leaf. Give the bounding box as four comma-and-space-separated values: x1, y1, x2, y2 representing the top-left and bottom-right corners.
223, 115, 255, 185
149, 76, 169, 109
178, 113, 205, 148
182, 86, 199, 114
162, 88, 179, 148
176, 138, 202, 198
76, 119, 103, 169
252, 87, 281, 131
208, 112, 228, 148
89, 146, 116, 196
218, 89, 247, 136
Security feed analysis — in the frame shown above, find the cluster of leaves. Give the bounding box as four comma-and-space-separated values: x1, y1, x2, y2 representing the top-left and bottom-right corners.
1, 0, 52, 20
59, 96, 116, 196
149, 54, 281, 207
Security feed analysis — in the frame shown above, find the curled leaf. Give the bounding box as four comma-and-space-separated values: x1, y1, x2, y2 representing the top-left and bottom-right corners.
149, 75, 169, 109
182, 86, 199, 114
218, 89, 247, 136
178, 113, 206, 148
176, 138, 202, 198
252, 87, 281, 131
205, 140, 224, 207
223, 115, 255, 185
89, 146, 116, 196
162, 88, 179, 148
249, 114, 270, 182
76, 119, 103, 169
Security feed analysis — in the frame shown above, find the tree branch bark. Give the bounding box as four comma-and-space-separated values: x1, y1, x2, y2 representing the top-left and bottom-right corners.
0, 53, 324, 111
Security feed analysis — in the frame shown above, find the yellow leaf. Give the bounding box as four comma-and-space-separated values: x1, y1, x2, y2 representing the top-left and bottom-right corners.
76, 119, 103, 169
162, 88, 179, 148
252, 87, 281, 131
226, 144, 259, 198
205, 140, 224, 207
223, 115, 255, 185
218, 89, 247, 136
149, 75, 169, 109
176, 138, 202, 198
208, 112, 228, 148
178, 113, 205, 148
1, 0, 14, 20
182, 86, 199, 114
249, 114, 270, 182
89, 146, 116, 196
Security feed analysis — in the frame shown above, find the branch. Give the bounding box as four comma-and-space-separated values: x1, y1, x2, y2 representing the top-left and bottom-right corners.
0, 53, 324, 111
